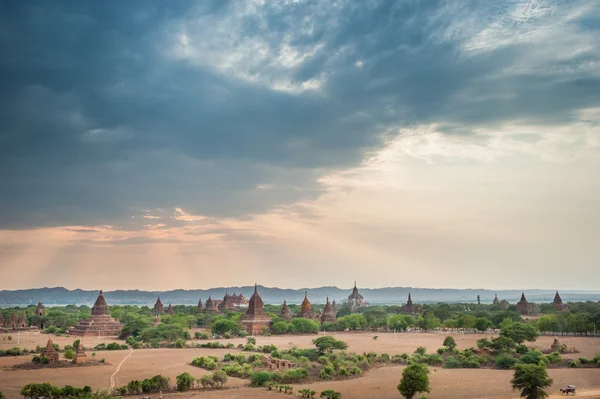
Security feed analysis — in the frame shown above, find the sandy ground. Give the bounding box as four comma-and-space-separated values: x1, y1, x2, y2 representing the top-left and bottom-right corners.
1, 331, 599, 398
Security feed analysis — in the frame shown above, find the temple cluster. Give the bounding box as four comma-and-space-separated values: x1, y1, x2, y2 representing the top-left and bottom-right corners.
0, 287, 572, 336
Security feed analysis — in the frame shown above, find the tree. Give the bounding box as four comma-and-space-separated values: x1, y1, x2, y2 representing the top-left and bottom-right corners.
337, 314, 367, 330
272, 321, 290, 334
397, 363, 430, 399
475, 318, 492, 333
176, 372, 196, 391
312, 336, 348, 355
501, 322, 539, 344
291, 318, 320, 334
389, 315, 409, 332
511, 364, 553, 399
489, 336, 517, 353
64, 348, 76, 360
212, 370, 228, 388
212, 318, 242, 336
443, 336, 456, 351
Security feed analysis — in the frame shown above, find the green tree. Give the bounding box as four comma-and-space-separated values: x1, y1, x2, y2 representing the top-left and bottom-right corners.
64, 348, 76, 360
389, 315, 409, 332
475, 318, 492, 333
501, 322, 539, 344
337, 314, 367, 330
211, 318, 242, 336
312, 336, 348, 355
443, 336, 456, 351
176, 372, 196, 391
398, 363, 430, 399
511, 364, 553, 399
291, 318, 320, 333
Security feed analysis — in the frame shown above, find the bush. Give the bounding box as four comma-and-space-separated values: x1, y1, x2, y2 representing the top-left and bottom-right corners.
191, 356, 218, 370
64, 349, 76, 360
281, 368, 308, 383
495, 353, 518, 369
222, 363, 253, 378
200, 370, 228, 389
520, 350, 547, 366
515, 344, 528, 355
251, 371, 273, 387
320, 389, 341, 399
414, 346, 427, 356
319, 364, 335, 380
443, 356, 461, 369
195, 332, 210, 340
176, 372, 195, 391
443, 336, 457, 351
140, 375, 170, 393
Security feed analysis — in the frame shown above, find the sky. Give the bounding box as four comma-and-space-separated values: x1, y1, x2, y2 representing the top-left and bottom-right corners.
0, 0, 599, 291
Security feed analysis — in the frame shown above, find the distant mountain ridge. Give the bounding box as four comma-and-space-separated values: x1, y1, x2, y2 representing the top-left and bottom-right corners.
1, 286, 599, 307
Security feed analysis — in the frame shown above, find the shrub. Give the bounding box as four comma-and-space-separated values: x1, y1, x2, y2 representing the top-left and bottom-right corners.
515, 344, 528, 355
195, 332, 210, 340
140, 375, 170, 393
495, 353, 518, 369
64, 349, 76, 360
251, 371, 273, 387
319, 364, 335, 380
281, 368, 308, 383
176, 372, 195, 391
222, 363, 252, 378
414, 346, 427, 356
520, 350, 547, 366
320, 389, 341, 399
191, 356, 218, 370
443, 336, 457, 351
443, 356, 461, 369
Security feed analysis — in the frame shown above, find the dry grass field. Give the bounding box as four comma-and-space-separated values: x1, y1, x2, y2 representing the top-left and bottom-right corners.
1, 331, 599, 399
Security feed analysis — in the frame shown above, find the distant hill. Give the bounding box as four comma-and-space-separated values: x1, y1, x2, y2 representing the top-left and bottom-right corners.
1, 286, 599, 307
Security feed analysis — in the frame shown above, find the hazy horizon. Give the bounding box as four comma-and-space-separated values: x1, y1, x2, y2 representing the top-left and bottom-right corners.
1, 1, 599, 291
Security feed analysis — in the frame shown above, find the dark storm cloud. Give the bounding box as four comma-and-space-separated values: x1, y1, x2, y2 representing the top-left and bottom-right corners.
1, 0, 598, 228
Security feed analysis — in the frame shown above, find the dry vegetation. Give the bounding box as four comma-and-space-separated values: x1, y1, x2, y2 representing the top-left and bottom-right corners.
1, 331, 599, 399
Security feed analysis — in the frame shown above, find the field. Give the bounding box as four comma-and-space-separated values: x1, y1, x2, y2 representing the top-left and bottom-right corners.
1, 331, 599, 399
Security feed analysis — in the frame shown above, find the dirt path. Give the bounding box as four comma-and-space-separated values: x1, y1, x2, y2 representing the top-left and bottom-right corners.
547, 389, 600, 398
108, 349, 133, 392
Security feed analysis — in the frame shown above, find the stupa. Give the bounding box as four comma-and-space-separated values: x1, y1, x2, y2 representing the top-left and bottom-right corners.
203, 296, 220, 313
239, 284, 272, 335
197, 298, 203, 311
69, 290, 122, 336
18, 311, 27, 329
40, 338, 59, 364
516, 292, 535, 315
492, 293, 500, 305
73, 341, 87, 364
165, 303, 174, 315
219, 291, 236, 311
280, 300, 293, 322
296, 292, 318, 319
320, 297, 337, 323
402, 293, 414, 314
36, 301, 46, 317
499, 299, 510, 310
152, 297, 164, 314
553, 291, 569, 312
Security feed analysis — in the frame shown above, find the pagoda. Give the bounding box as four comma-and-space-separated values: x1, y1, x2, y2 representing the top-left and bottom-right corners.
73, 341, 87, 364
165, 303, 174, 315
296, 292, 318, 319
8, 312, 18, 329
553, 291, 569, 312
152, 315, 161, 327
152, 297, 165, 314
219, 291, 236, 311
516, 292, 535, 315
197, 298, 203, 311
499, 299, 510, 310
239, 284, 272, 335
69, 290, 122, 336
401, 293, 414, 314
40, 338, 59, 364
320, 297, 337, 323
18, 310, 27, 329
203, 296, 220, 313
492, 293, 500, 305
35, 301, 46, 317
345, 281, 368, 309
280, 300, 293, 322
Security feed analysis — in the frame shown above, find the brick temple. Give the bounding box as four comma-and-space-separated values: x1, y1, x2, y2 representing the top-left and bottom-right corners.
69, 290, 122, 336
239, 284, 272, 335
516, 292, 535, 315
553, 291, 569, 312
320, 297, 337, 323
296, 291, 318, 320
280, 300, 293, 322
152, 297, 165, 314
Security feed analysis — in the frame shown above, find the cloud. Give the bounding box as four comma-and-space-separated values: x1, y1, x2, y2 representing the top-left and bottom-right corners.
0, 0, 599, 233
